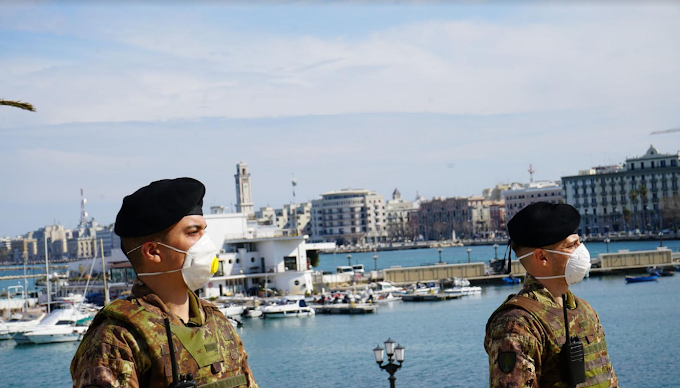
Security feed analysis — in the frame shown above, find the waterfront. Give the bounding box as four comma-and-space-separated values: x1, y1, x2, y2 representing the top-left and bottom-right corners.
315, 239, 680, 273
1, 241, 679, 387
2, 273, 679, 387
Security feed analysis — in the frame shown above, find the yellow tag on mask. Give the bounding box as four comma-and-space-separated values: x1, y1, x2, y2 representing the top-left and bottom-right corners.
210, 257, 219, 274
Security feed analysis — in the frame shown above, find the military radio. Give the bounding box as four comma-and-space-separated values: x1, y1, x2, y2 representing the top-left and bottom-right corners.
164, 318, 198, 388
560, 294, 586, 387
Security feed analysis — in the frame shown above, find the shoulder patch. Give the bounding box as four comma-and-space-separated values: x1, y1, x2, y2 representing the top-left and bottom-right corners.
497, 352, 517, 373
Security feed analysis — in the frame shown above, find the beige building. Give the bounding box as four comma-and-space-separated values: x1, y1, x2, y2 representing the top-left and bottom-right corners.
256, 202, 312, 236
310, 189, 387, 245
385, 189, 420, 241
417, 196, 492, 240
10, 238, 37, 262
34, 224, 69, 261
503, 181, 564, 220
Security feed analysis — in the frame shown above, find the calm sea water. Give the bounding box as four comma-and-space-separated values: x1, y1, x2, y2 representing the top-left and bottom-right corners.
1, 241, 679, 387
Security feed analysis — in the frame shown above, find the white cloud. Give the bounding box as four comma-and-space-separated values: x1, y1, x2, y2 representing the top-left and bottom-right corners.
1, 3, 679, 127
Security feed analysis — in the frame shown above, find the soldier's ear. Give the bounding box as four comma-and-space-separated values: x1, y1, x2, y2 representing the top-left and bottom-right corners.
140, 242, 162, 264
535, 249, 549, 265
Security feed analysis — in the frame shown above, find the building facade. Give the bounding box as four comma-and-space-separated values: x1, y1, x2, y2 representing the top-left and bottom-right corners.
503, 181, 564, 220
562, 145, 680, 235
417, 196, 493, 240
310, 189, 387, 245
256, 202, 312, 236
385, 189, 420, 242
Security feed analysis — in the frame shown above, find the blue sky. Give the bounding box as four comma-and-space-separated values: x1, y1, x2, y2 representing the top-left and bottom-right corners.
1, 1, 680, 237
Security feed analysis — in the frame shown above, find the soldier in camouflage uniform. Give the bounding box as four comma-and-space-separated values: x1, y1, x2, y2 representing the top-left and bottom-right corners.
71, 178, 258, 388
485, 202, 617, 388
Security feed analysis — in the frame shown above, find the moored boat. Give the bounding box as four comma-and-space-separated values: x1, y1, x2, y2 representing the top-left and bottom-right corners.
0, 312, 46, 341
262, 297, 315, 318
625, 274, 659, 283
13, 304, 91, 345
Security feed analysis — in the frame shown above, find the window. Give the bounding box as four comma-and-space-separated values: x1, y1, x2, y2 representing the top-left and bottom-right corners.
652, 161, 655, 168
284, 256, 297, 271
672, 159, 678, 167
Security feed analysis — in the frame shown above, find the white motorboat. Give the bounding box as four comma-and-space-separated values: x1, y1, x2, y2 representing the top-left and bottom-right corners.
374, 292, 402, 303
243, 307, 263, 318
0, 312, 46, 341
443, 286, 482, 296
262, 298, 315, 318
13, 305, 91, 345
218, 303, 246, 317
371, 282, 405, 296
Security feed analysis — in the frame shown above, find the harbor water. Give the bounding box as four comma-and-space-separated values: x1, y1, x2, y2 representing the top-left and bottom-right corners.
1, 241, 679, 387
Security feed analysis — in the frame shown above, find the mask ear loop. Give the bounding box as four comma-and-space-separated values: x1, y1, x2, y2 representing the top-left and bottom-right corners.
504, 240, 512, 274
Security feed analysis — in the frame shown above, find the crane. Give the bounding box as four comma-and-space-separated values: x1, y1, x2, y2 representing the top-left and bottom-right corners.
650, 127, 680, 135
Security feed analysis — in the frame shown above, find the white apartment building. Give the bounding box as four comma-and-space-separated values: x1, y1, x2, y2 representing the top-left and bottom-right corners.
562, 145, 680, 235
310, 189, 387, 245
503, 181, 564, 220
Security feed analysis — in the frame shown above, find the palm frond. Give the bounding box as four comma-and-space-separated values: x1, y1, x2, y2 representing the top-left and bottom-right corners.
0, 99, 36, 112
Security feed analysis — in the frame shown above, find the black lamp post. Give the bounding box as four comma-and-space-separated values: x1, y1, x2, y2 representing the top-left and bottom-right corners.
373, 254, 379, 271
493, 243, 499, 259
466, 248, 472, 263
373, 338, 405, 388
659, 232, 663, 247
347, 254, 352, 266
437, 247, 443, 264
604, 238, 610, 253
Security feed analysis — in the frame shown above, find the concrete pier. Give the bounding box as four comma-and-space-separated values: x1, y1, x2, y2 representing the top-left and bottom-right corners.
401, 293, 463, 302
312, 304, 378, 314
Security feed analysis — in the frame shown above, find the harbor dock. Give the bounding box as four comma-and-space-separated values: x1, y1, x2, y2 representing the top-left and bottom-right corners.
401, 293, 462, 302
312, 304, 378, 314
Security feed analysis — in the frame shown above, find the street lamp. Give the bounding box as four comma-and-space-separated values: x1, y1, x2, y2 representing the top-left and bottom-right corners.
466, 248, 472, 263
373, 338, 405, 388
493, 243, 499, 259
437, 247, 443, 264
604, 238, 610, 253
659, 232, 663, 247
347, 254, 352, 267
373, 254, 379, 271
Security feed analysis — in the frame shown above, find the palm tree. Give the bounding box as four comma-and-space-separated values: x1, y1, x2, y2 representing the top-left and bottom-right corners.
0, 99, 35, 112
623, 207, 632, 231
629, 187, 639, 230
638, 185, 649, 232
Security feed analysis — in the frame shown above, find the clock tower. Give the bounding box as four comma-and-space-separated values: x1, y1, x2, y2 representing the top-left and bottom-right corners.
235, 162, 254, 216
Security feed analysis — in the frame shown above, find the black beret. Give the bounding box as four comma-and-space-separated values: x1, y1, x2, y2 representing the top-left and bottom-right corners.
114, 177, 205, 238
507, 202, 580, 248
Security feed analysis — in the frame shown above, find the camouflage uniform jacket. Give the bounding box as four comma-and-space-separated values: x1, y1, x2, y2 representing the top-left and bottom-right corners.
484, 275, 618, 388
71, 279, 258, 388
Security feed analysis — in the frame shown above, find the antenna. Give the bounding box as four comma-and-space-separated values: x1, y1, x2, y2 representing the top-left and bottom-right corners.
79, 188, 88, 228
528, 164, 536, 183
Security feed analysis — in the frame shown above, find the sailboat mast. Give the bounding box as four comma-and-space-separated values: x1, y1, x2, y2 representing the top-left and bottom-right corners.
100, 239, 110, 305
45, 236, 50, 314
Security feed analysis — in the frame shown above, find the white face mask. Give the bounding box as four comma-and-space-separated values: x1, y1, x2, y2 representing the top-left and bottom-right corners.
128, 233, 220, 291
519, 243, 591, 285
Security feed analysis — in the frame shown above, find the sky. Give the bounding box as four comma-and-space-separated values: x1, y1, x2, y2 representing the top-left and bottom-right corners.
1, 1, 680, 237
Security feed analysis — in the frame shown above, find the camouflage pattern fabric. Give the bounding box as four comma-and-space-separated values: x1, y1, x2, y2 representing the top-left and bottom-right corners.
485, 275, 618, 388
71, 278, 258, 388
